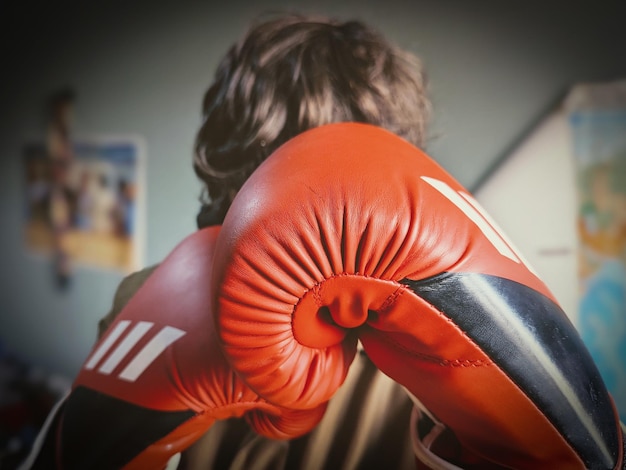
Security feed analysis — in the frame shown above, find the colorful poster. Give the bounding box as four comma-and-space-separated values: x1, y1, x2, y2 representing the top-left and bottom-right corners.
23, 136, 146, 276
566, 80, 626, 421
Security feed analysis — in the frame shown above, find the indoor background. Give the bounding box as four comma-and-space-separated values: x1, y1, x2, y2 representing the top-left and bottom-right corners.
0, 0, 625, 438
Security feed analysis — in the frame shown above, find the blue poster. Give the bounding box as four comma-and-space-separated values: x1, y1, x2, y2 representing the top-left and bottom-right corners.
568, 80, 626, 421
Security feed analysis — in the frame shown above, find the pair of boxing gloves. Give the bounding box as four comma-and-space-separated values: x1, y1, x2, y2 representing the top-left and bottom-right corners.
25, 123, 624, 469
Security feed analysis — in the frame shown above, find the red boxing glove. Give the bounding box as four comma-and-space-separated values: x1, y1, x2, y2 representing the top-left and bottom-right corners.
213, 123, 624, 469
26, 227, 326, 470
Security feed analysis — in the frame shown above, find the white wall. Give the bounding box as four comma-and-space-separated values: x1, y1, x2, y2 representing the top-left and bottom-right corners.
474, 108, 580, 324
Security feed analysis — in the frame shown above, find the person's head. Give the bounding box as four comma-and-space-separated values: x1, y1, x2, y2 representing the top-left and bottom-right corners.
194, 13, 431, 227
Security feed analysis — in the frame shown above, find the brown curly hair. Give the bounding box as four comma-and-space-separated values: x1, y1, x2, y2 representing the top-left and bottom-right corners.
194, 13, 431, 227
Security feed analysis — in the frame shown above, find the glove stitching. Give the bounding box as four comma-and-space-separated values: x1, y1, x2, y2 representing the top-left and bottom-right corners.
292, 272, 401, 344
374, 286, 496, 367
378, 285, 408, 313
298, 272, 404, 308
370, 326, 495, 368
293, 274, 493, 366
312, 283, 323, 306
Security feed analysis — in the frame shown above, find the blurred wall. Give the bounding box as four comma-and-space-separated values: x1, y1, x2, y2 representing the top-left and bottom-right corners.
1, 0, 625, 378
475, 107, 579, 323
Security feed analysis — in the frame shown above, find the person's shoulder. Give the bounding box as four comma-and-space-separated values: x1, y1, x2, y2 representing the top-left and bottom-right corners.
97, 265, 159, 338
120, 265, 158, 290
113, 265, 159, 309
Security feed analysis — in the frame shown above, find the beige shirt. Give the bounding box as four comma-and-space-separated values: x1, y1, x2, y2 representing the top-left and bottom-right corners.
99, 266, 416, 470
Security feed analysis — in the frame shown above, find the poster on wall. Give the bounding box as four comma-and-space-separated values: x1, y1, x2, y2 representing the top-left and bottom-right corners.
22, 136, 146, 276
566, 79, 626, 421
